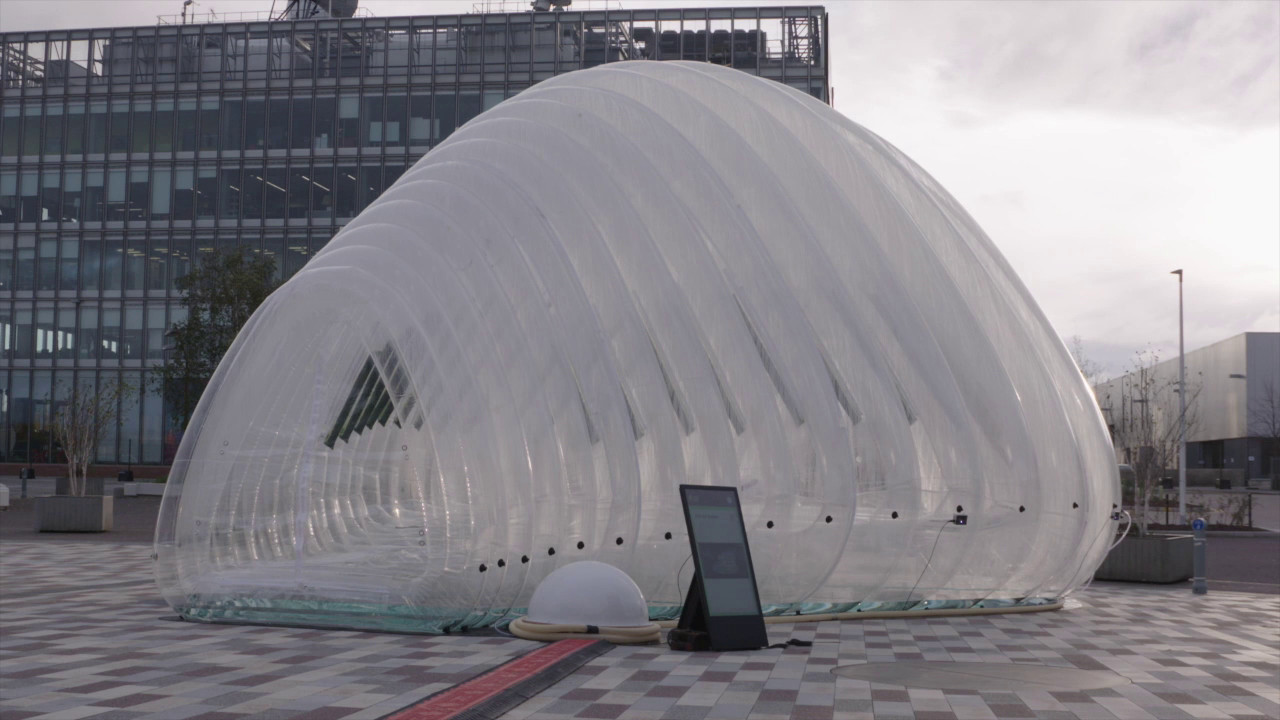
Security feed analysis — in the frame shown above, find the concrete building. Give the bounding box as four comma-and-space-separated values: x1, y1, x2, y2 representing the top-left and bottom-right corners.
0, 1, 829, 466
1096, 332, 1280, 484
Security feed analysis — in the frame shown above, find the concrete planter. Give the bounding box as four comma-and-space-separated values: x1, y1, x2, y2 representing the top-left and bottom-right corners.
33, 495, 113, 532
1094, 533, 1192, 583
54, 476, 105, 496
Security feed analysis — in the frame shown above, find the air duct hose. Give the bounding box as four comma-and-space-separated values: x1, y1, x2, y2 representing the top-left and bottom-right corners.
509, 616, 662, 644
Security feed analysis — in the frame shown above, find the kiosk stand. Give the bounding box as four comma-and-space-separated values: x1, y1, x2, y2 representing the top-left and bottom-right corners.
669, 484, 769, 652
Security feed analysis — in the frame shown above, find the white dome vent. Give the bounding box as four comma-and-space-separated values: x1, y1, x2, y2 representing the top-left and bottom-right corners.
525, 561, 650, 628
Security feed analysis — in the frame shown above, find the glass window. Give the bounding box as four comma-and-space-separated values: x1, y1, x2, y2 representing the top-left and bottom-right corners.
128, 167, 150, 222
198, 97, 219, 152
195, 168, 217, 219
147, 237, 167, 293
288, 167, 309, 219
151, 167, 171, 221
244, 96, 266, 151
335, 164, 356, 218
385, 94, 406, 148
221, 97, 244, 152
311, 166, 333, 220
36, 308, 55, 358
264, 166, 287, 218
84, 169, 105, 222
174, 168, 194, 220
0, 245, 12, 291
19, 171, 39, 223
106, 169, 126, 221
77, 306, 98, 360
86, 100, 108, 154
170, 236, 191, 291
361, 93, 383, 146
101, 305, 121, 360
458, 91, 482, 128
285, 232, 309, 277
219, 167, 241, 219
176, 98, 197, 151
1, 105, 18, 156
37, 237, 57, 291
109, 99, 130, 153
409, 93, 432, 146
0, 171, 16, 223
337, 94, 359, 148
483, 90, 504, 112
16, 246, 35, 291
314, 96, 335, 149
130, 99, 152, 154
125, 238, 144, 291
123, 305, 143, 359
103, 237, 123, 291
14, 308, 33, 359
290, 97, 312, 150
154, 99, 174, 152
356, 163, 381, 209
22, 103, 41, 155
57, 304, 76, 359
59, 238, 78, 291
384, 162, 406, 188
267, 97, 289, 150
40, 171, 60, 224
61, 170, 82, 223
434, 92, 456, 141
242, 167, 263, 219
145, 304, 166, 361
43, 104, 64, 156
81, 238, 101, 292
66, 101, 85, 155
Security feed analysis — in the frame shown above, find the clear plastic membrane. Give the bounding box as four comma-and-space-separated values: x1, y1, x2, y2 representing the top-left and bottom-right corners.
154, 62, 1119, 633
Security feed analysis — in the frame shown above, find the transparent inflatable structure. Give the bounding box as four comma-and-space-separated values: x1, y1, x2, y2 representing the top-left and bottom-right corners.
154, 62, 1119, 633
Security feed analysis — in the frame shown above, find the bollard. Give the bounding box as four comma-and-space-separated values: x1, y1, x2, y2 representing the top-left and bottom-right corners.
1192, 517, 1207, 595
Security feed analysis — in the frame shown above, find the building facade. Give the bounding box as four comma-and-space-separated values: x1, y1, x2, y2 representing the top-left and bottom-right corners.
1096, 332, 1280, 484
0, 3, 829, 466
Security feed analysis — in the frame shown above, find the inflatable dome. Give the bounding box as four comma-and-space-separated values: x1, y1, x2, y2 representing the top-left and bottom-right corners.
154, 61, 1119, 633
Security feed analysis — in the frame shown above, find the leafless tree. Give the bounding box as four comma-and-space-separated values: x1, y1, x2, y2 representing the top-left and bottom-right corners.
1251, 380, 1280, 480
49, 379, 130, 497
1100, 350, 1200, 534
1067, 335, 1105, 391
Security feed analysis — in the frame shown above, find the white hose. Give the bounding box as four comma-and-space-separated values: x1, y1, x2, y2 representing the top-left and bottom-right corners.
508, 616, 662, 644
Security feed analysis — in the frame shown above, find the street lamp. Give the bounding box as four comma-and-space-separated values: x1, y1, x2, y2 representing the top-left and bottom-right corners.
1171, 269, 1186, 523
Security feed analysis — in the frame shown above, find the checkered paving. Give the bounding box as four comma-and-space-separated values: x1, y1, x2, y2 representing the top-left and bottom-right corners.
505, 585, 1280, 720
0, 541, 540, 720
1, 540, 1278, 720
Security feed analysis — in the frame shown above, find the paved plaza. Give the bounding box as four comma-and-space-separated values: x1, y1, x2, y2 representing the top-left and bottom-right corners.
1, 536, 1278, 720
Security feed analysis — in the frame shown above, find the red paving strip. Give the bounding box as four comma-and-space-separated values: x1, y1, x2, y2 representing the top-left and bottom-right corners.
385, 638, 605, 720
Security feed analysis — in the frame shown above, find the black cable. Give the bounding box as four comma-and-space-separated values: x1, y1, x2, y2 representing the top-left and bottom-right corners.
674, 552, 692, 602
905, 521, 953, 605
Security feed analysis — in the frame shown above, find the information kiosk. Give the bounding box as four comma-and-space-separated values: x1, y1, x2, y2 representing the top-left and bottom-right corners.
672, 484, 769, 651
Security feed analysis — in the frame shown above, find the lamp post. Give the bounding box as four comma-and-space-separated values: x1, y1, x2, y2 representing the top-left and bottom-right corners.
1171, 269, 1186, 523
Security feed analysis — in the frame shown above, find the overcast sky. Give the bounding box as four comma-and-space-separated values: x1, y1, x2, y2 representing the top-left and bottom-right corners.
3, 0, 1277, 378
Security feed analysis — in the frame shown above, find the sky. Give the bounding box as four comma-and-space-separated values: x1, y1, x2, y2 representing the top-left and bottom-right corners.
2, 0, 1277, 379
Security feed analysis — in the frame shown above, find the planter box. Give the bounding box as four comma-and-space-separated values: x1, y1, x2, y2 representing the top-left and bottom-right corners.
1094, 534, 1192, 583
135, 483, 165, 496
54, 476, 105, 496
34, 495, 113, 532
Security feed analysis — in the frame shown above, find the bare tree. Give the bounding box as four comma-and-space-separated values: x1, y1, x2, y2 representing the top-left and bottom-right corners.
1101, 350, 1200, 534
1251, 380, 1280, 481
49, 379, 130, 497
1067, 335, 1105, 390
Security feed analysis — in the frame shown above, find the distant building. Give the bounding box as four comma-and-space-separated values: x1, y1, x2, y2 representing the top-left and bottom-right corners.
1096, 332, 1280, 484
0, 1, 830, 465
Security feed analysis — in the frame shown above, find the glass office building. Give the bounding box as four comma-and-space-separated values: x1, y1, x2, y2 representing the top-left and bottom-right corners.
0, 3, 828, 466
